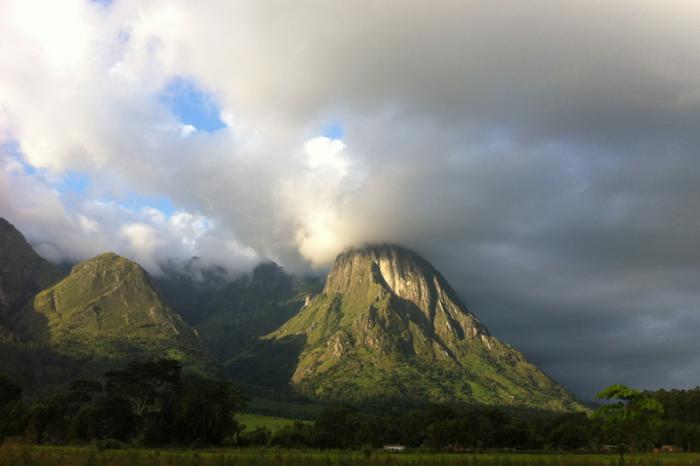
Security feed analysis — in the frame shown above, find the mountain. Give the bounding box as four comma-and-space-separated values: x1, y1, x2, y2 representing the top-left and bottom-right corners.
13, 252, 209, 370
0, 217, 582, 410
155, 260, 322, 363
0, 218, 64, 328
0, 218, 86, 389
240, 244, 583, 411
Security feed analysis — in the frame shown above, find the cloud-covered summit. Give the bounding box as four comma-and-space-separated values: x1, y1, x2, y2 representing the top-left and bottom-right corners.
2, 0, 700, 398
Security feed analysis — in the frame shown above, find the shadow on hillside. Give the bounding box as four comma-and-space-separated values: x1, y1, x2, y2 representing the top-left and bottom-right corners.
225, 334, 306, 390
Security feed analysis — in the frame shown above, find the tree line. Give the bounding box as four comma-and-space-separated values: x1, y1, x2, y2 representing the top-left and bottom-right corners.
0, 359, 245, 447
2, 362, 700, 452
242, 387, 700, 452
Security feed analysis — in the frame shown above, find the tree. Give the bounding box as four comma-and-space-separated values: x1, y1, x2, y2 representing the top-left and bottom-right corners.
595, 384, 663, 464
26, 394, 70, 444
547, 413, 596, 451
105, 359, 181, 416
0, 374, 21, 408
425, 418, 473, 449
170, 373, 246, 445
315, 407, 361, 448
270, 421, 316, 448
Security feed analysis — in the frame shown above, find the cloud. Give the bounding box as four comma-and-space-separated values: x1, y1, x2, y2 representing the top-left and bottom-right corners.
1, 0, 700, 398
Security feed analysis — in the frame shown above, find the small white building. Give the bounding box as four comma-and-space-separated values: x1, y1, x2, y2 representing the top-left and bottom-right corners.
383, 444, 406, 453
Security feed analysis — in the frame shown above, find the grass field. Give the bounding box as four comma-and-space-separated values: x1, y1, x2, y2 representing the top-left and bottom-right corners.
2, 444, 700, 466
245, 396, 328, 420
236, 413, 308, 432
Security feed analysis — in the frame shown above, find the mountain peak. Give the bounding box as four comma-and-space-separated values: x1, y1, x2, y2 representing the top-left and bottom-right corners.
76, 251, 134, 266
69, 252, 147, 280
15, 252, 207, 369
0, 216, 16, 231
326, 243, 488, 339
258, 243, 584, 411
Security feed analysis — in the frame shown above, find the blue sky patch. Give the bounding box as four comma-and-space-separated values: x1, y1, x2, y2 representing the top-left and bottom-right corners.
0, 141, 39, 175
60, 171, 90, 194
158, 78, 226, 133
322, 121, 344, 140
122, 193, 176, 216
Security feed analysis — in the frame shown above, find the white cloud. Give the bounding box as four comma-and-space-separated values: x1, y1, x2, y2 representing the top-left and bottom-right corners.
78, 214, 100, 234
120, 222, 163, 271
304, 137, 348, 173
3, 0, 700, 271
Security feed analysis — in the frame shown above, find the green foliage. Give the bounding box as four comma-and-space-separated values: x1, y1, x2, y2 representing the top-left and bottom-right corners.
6, 368, 700, 455
0, 373, 22, 408
595, 384, 665, 462
0, 359, 246, 447
0, 400, 28, 440
105, 359, 182, 416
169, 373, 246, 445
315, 407, 361, 448
547, 412, 600, 451
25, 393, 70, 444
595, 384, 664, 426
651, 387, 700, 450
270, 421, 317, 448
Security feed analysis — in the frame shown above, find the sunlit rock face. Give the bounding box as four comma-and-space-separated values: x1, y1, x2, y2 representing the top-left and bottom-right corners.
327, 244, 491, 344
266, 244, 585, 412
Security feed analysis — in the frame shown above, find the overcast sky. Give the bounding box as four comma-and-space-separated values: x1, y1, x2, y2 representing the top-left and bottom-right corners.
2, 0, 700, 399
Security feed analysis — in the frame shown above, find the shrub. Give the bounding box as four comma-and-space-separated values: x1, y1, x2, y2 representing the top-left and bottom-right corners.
96, 437, 127, 450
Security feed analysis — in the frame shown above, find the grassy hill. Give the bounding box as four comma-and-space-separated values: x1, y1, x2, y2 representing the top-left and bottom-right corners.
13, 252, 212, 373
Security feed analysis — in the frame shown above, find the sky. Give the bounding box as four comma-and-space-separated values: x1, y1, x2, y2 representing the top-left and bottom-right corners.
1, 0, 700, 400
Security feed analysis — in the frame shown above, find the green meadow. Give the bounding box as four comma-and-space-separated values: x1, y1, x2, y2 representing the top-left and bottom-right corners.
1, 444, 700, 466
236, 414, 308, 432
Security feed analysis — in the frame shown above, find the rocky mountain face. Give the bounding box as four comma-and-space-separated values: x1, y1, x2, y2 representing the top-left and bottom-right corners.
261, 244, 584, 411
0, 218, 64, 328
14, 252, 209, 369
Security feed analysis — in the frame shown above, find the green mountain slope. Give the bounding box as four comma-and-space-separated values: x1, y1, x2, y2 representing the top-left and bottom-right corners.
0, 218, 64, 328
0, 218, 100, 390
250, 244, 584, 412
14, 252, 209, 370
155, 261, 321, 363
